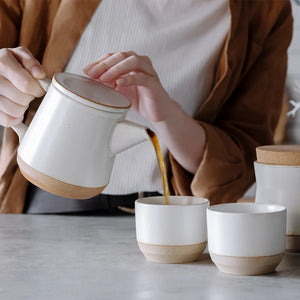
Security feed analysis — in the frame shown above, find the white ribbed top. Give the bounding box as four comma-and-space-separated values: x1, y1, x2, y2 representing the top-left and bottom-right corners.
64, 0, 230, 194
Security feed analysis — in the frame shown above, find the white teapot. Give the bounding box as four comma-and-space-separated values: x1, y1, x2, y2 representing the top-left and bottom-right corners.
12, 73, 149, 199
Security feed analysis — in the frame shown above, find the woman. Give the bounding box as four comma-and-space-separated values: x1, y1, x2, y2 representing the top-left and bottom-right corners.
0, 0, 293, 213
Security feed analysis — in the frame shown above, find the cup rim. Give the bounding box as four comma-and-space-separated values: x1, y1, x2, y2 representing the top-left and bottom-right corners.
207, 203, 286, 215
136, 196, 209, 207
254, 161, 300, 168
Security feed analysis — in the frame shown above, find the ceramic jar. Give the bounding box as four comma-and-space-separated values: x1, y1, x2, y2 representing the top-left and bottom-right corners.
255, 145, 300, 251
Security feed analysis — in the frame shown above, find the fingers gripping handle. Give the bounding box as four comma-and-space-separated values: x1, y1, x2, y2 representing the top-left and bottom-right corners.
38, 78, 52, 92
11, 78, 52, 142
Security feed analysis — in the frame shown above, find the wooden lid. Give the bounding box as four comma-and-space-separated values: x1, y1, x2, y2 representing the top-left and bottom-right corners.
256, 145, 300, 166
54, 72, 131, 110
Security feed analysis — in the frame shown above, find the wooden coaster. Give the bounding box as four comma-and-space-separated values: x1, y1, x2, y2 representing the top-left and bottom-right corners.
256, 145, 300, 166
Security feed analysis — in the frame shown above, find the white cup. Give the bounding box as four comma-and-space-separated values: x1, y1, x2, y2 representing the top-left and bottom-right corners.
135, 196, 209, 264
207, 203, 286, 275
254, 161, 300, 251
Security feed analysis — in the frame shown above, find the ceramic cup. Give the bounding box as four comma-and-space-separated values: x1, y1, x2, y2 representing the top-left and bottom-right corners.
255, 161, 300, 251
135, 196, 209, 264
207, 203, 286, 276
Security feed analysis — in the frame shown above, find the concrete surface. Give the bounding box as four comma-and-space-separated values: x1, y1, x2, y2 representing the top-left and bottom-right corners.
0, 214, 299, 300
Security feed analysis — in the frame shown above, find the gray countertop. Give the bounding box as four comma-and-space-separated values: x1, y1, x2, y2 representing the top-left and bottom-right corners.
0, 214, 299, 300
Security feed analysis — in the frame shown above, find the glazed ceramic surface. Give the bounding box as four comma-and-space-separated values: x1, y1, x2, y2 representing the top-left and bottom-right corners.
135, 196, 209, 263
14, 73, 149, 190
254, 161, 300, 236
207, 203, 286, 257
135, 196, 209, 245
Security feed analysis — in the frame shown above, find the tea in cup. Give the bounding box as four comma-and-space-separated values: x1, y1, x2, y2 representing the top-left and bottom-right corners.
207, 203, 286, 275
135, 196, 209, 264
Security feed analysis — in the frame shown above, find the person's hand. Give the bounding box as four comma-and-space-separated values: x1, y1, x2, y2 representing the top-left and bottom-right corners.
0, 47, 46, 127
83, 51, 175, 122
84, 51, 206, 174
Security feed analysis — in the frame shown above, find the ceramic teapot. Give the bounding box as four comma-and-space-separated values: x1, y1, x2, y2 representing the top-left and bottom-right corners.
12, 72, 149, 199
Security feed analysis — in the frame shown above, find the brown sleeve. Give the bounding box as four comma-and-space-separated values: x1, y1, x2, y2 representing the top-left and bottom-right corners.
0, 0, 23, 48
0, 0, 100, 213
0, 0, 25, 213
169, 1, 293, 205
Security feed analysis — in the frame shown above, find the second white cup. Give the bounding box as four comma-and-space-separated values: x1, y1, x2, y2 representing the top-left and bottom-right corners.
207, 203, 286, 275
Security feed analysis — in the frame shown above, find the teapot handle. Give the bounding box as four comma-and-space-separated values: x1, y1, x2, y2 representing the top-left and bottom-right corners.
12, 78, 52, 142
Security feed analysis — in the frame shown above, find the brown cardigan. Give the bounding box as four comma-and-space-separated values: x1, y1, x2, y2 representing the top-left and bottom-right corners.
0, 0, 293, 213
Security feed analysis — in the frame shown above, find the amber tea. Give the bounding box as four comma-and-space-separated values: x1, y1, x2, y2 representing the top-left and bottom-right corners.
147, 129, 169, 205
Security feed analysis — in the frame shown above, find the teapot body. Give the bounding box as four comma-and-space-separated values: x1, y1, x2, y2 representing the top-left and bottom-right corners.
12, 73, 148, 199
17, 73, 133, 199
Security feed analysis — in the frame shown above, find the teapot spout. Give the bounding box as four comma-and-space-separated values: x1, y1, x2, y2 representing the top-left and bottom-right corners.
110, 120, 149, 155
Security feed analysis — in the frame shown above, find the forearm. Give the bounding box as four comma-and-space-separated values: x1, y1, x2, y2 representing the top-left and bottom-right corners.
154, 99, 206, 175
83, 52, 206, 174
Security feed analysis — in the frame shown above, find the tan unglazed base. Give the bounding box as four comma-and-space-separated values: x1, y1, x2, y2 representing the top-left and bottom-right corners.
210, 252, 284, 276
286, 235, 300, 252
17, 155, 106, 199
137, 241, 207, 264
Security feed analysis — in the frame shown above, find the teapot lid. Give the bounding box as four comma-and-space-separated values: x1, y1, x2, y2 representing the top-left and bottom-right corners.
256, 145, 300, 166
53, 73, 131, 110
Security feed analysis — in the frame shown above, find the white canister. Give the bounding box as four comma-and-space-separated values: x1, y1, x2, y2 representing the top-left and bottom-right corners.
255, 145, 300, 251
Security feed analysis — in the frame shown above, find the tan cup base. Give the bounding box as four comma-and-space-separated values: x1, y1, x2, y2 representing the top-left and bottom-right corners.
286, 235, 300, 252
17, 155, 106, 199
210, 252, 284, 276
137, 241, 207, 264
